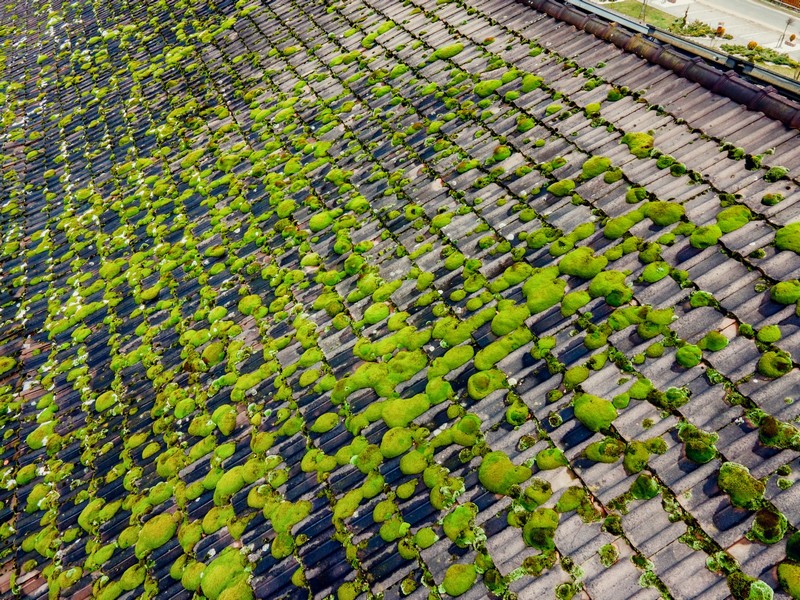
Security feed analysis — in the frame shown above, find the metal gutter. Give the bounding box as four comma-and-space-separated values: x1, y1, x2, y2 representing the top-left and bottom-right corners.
518, 0, 800, 129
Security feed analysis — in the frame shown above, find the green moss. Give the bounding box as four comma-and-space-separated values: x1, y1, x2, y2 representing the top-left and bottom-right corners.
642, 201, 684, 226
200, 548, 250, 600
535, 446, 568, 470
478, 451, 532, 495
443, 503, 478, 546
717, 205, 752, 233
699, 331, 729, 351
757, 350, 793, 378
718, 462, 765, 509
522, 507, 559, 550
678, 422, 719, 464
748, 509, 787, 544
442, 563, 477, 597
771, 280, 800, 304
432, 43, 464, 60
237, 294, 262, 315
765, 166, 789, 182
690, 225, 722, 249
561, 290, 591, 316
135, 513, 177, 559
310, 412, 339, 433
521, 74, 543, 92
623, 441, 651, 474
585, 437, 626, 463
547, 179, 575, 197
631, 473, 660, 500
581, 156, 611, 179
588, 271, 632, 306
474, 326, 532, 370
559, 247, 608, 279
778, 562, 800, 598
545, 103, 562, 116
363, 302, 390, 324
621, 131, 654, 158
474, 79, 502, 97
380, 427, 414, 458
381, 393, 430, 427
757, 325, 782, 343
788, 531, 800, 561
675, 344, 702, 368
467, 369, 507, 400
269, 500, 312, 534
95, 390, 117, 412
762, 193, 784, 206
491, 301, 530, 336
775, 222, 800, 254
573, 393, 617, 432
523, 267, 567, 313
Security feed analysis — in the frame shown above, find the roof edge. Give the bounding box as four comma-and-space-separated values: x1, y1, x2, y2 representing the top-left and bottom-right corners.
518, 0, 800, 130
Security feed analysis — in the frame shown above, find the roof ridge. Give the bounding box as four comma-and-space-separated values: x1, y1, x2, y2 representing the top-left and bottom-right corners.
519, 0, 800, 129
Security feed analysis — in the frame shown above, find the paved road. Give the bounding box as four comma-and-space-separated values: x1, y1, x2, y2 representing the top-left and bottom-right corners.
615, 0, 800, 54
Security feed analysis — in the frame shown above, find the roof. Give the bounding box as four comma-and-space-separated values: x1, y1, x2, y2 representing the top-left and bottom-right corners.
1, 0, 800, 598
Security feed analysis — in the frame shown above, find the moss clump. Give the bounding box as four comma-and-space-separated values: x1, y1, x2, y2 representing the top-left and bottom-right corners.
474, 326, 532, 371
771, 280, 800, 304
762, 193, 784, 206
535, 447, 568, 470
675, 344, 702, 368
573, 393, 617, 432
757, 350, 793, 378
748, 509, 787, 544
775, 222, 800, 254
778, 562, 800, 598
631, 473, 660, 500
690, 225, 722, 249
491, 301, 530, 336
442, 563, 477, 597
443, 503, 478, 546
521, 74, 544, 92
561, 290, 591, 316
522, 507, 559, 550
756, 325, 782, 343
642, 201, 684, 226
474, 79, 502, 97
95, 390, 117, 412
559, 247, 608, 279
478, 451, 532, 495
588, 271, 633, 306
380, 427, 414, 459
200, 548, 251, 600
135, 513, 177, 559
764, 166, 789, 182
640, 261, 670, 284
237, 294, 262, 315
585, 437, 626, 463
522, 267, 567, 313
718, 462, 765, 509
466, 369, 507, 400
678, 422, 718, 464
699, 331, 729, 351
581, 156, 611, 179
547, 179, 575, 197
717, 205, 752, 233
0, 356, 16, 376
310, 412, 339, 433
363, 302, 390, 324
757, 414, 799, 449
621, 131, 654, 158
432, 43, 464, 60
